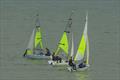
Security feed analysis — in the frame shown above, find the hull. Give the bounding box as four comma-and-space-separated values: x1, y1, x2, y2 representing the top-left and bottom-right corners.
67, 64, 90, 72
77, 65, 89, 71
48, 60, 68, 66
24, 54, 51, 60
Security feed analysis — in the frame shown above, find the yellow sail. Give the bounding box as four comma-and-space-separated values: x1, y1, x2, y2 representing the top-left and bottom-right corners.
26, 49, 33, 55
55, 32, 68, 55
74, 12, 88, 62
74, 34, 86, 61
34, 27, 43, 49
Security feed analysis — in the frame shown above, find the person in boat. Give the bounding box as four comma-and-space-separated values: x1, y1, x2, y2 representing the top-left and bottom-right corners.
52, 52, 62, 63
68, 56, 76, 70
78, 60, 86, 68
23, 48, 31, 57
45, 48, 51, 56
52, 52, 56, 60
23, 49, 27, 57
39, 49, 44, 55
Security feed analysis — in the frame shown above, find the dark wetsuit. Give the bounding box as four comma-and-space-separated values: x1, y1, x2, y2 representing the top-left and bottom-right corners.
56, 56, 62, 63
45, 49, 51, 56
23, 49, 27, 57
68, 59, 73, 66
52, 55, 62, 63
78, 63, 86, 68
68, 58, 76, 70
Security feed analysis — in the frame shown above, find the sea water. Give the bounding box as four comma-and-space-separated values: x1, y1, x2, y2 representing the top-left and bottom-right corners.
0, 0, 119, 80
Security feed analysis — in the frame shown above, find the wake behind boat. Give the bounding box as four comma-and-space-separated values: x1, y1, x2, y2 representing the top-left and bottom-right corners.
23, 14, 51, 60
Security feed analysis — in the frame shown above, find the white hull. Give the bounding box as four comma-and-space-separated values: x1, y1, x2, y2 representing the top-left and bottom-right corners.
67, 64, 90, 72
48, 60, 68, 66
24, 54, 51, 60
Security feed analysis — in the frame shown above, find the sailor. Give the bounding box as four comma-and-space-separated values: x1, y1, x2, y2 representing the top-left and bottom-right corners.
52, 52, 56, 61
52, 52, 62, 63
45, 48, 51, 56
56, 56, 62, 63
23, 49, 27, 57
39, 49, 44, 55
78, 60, 86, 68
68, 56, 76, 70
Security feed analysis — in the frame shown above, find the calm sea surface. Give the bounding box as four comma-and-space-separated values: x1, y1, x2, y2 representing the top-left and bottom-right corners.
0, 0, 120, 80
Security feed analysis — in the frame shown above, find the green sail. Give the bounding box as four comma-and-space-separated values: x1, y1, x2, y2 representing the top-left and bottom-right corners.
34, 27, 43, 49
55, 32, 68, 55
26, 49, 33, 55
74, 13, 88, 62
75, 34, 86, 61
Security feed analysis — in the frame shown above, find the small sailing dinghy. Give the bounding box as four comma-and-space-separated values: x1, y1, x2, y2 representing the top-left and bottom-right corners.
67, 13, 90, 72
48, 12, 74, 66
48, 31, 69, 66
23, 15, 51, 60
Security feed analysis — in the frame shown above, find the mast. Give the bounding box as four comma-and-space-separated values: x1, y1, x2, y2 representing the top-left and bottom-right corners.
65, 11, 74, 59
35, 14, 41, 27
55, 11, 74, 57
65, 10, 74, 33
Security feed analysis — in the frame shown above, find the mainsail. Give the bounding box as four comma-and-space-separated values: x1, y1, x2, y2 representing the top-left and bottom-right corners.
55, 32, 69, 56
74, 13, 89, 64
25, 29, 35, 55
70, 32, 74, 57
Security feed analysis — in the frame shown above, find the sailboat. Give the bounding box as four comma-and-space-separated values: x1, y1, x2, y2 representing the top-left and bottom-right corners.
23, 14, 51, 59
67, 13, 90, 71
48, 12, 73, 66
48, 31, 69, 66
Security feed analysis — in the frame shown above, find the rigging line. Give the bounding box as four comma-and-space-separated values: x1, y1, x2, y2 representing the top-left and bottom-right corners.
64, 10, 74, 33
